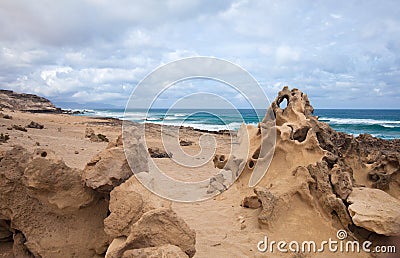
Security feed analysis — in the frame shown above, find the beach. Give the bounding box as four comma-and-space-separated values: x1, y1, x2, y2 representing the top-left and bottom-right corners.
0, 87, 399, 257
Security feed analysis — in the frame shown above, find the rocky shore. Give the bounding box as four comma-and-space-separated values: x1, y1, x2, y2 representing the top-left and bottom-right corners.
0, 88, 399, 257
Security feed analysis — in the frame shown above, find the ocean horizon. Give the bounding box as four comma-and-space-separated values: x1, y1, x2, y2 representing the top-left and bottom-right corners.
75, 108, 400, 140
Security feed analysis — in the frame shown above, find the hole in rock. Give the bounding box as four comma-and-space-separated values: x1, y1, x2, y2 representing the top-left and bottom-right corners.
277, 95, 288, 110
41, 151, 47, 157
252, 148, 260, 159
248, 160, 255, 169
292, 127, 310, 142
0, 219, 13, 242
219, 155, 225, 162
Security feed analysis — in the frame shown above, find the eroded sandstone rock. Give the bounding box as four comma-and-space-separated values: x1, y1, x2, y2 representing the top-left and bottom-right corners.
0, 146, 110, 257
83, 145, 132, 193
122, 244, 188, 258
105, 208, 196, 258
348, 187, 400, 236
104, 186, 144, 238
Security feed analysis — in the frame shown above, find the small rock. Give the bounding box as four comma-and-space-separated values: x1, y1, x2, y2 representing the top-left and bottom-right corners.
89, 133, 109, 142
0, 113, 12, 119
148, 147, 171, 158
0, 133, 10, 143
85, 127, 95, 138
74, 151, 79, 154
12, 125, 27, 132
179, 140, 193, 146
27, 121, 44, 129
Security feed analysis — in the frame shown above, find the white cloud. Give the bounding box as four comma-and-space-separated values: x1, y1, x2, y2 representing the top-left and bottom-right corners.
275, 46, 301, 64
330, 14, 342, 19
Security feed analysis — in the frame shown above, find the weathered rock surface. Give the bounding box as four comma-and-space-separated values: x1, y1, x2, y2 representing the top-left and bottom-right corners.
215, 86, 400, 242
122, 244, 188, 258
241, 195, 261, 209
0, 136, 196, 257
348, 187, 400, 236
105, 208, 196, 258
24, 148, 96, 211
0, 146, 110, 257
104, 186, 144, 238
82, 139, 132, 192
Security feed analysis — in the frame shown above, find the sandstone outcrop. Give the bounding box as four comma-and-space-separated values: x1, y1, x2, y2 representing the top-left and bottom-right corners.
0, 131, 196, 257
105, 208, 196, 258
82, 135, 132, 192
215, 86, 400, 241
0, 146, 109, 257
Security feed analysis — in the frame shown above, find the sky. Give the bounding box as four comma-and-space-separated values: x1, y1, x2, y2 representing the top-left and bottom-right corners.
0, 0, 399, 109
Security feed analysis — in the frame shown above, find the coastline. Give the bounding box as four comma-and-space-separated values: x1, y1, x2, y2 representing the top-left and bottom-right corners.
0, 88, 399, 257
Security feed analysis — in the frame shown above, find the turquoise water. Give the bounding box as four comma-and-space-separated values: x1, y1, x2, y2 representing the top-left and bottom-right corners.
78, 109, 400, 139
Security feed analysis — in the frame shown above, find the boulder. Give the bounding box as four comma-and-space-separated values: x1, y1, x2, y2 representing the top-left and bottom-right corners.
82, 146, 132, 192
347, 187, 400, 236
105, 208, 196, 258
104, 187, 144, 238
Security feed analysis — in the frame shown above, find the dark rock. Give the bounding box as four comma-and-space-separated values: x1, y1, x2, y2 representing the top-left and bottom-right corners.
26, 121, 44, 129
179, 140, 193, 146
0, 133, 10, 143
148, 147, 171, 158
12, 125, 27, 132
0, 112, 12, 119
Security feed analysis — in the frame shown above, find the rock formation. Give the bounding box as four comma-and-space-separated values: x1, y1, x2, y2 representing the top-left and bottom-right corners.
105, 208, 196, 258
215, 86, 400, 242
82, 135, 131, 192
0, 146, 109, 257
0, 130, 196, 257
0, 90, 60, 112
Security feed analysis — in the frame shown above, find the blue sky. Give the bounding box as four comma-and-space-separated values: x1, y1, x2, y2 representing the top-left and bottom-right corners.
0, 0, 399, 109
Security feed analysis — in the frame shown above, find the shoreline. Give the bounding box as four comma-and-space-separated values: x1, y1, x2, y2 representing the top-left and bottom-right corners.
72, 108, 400, 140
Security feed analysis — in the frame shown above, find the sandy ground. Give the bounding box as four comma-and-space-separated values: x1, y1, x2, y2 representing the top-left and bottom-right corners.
0, 110, 370, 258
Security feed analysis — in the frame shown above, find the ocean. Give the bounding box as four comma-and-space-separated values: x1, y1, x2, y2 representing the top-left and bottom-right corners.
77, 109, 400, 140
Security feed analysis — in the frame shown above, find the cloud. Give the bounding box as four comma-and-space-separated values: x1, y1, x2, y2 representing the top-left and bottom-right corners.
0, 0, 399, 108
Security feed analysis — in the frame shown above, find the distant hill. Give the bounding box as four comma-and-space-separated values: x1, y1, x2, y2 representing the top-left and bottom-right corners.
0, 90, 61, 112
54, 101, 120, 110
